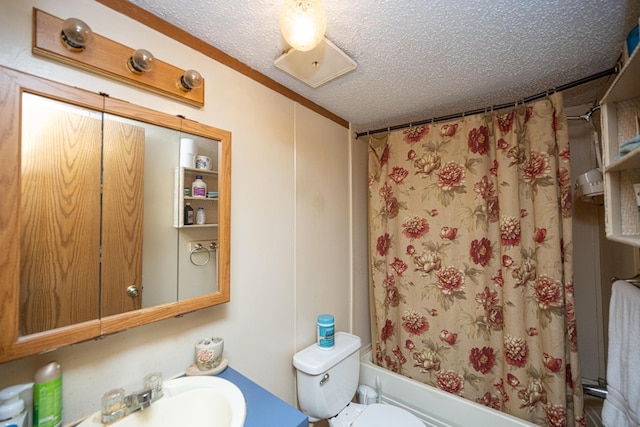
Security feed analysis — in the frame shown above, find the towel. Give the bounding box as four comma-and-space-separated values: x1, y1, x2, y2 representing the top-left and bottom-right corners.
602, 280, 640, 427
614, 135, 640, 160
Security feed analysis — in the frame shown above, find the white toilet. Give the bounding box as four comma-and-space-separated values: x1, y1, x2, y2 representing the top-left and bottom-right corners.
293, 331, 423, 426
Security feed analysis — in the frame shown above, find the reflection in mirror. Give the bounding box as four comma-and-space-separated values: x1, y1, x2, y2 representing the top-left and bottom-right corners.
20, 93, 102, 335
103, 114, 181, 311
19, 97, 222, 335
176, 134, 220, 300
19, 95, 187, 334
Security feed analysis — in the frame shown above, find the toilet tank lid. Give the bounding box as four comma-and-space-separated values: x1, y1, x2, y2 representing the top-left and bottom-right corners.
293, 332, 361, 375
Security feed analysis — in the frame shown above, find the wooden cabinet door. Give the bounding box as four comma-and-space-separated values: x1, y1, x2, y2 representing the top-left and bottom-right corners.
20, 95, 102, 335
101, 119, 145, 316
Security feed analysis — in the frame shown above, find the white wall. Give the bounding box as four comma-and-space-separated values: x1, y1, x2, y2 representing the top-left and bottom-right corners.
350, 128, 371, 345
0, 0, 370, 423
568, 105, 638, 384
568, 107, 607, 383
294, 104, 351, 344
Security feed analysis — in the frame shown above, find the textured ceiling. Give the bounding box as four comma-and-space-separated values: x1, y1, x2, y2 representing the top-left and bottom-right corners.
127, 0, 640, 131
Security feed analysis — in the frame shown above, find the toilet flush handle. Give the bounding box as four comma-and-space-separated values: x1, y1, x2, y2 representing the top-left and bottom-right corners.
319, 373, 330, 386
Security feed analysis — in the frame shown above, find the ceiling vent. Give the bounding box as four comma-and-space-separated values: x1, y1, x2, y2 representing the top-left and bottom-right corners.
274, 37, 357, 88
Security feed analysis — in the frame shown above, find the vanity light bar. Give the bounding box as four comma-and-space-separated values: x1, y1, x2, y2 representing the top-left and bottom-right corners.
32, 8, 205, 107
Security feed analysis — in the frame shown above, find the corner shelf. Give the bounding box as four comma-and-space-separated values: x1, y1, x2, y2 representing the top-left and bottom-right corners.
601, 46, 640, 246
174, 167, 219, 228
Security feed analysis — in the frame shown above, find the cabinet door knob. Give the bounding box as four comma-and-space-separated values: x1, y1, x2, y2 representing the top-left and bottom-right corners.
126, 285, 140, 298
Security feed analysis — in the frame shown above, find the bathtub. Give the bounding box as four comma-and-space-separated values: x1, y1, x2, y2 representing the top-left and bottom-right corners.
359, 349, 537, 427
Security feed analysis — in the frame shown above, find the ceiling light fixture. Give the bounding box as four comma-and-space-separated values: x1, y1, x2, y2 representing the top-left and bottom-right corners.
127, 49, 156, 74
60, 17, 94, 51
177, 69, 203, 92
274, 37, 357, 88
279, 0, 327, 52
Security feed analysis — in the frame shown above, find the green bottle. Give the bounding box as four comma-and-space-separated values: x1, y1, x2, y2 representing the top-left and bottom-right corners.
33, 361, 62, 427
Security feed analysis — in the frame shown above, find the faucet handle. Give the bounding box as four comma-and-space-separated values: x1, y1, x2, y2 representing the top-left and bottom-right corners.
136, 389, 153, 409
101, 388, 126, 423
143, 372, 163, 400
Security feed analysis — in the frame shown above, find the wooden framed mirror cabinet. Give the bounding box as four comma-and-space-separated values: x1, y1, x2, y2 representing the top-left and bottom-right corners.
0, 65, 231, 363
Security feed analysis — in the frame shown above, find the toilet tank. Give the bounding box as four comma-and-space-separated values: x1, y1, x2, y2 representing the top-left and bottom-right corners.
293, 332, 361, 420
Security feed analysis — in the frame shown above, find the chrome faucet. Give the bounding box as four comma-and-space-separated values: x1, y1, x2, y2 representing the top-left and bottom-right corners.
101, 373, 163, 424
124, 388, 154, 412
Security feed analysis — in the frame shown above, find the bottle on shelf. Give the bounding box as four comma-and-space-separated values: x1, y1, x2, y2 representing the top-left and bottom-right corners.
192, 175, 207, 198
184, 203, 194, 225
196, 207, 206, 225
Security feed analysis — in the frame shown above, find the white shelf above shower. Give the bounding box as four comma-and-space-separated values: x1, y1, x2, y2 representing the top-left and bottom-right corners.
601, 46, 640, 247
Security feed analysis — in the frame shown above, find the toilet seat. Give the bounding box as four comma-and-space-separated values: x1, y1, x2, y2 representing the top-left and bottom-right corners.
353, 403, 423, 427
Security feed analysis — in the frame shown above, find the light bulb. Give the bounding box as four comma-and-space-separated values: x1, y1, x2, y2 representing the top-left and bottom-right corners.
127, 49, 156, 74
60, 17, 94, 51
280, 0, 326, 52
178, 69, 203, 91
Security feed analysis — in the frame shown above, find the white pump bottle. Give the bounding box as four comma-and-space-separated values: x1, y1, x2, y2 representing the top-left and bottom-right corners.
0, 383, 33, 427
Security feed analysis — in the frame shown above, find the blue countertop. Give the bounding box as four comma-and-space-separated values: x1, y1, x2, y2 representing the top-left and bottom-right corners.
218, 367, 308, 427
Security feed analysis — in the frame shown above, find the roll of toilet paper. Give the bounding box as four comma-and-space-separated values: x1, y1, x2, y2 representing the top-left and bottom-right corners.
180, 153, 195, 168
195, 337, 224, 371
180, 138, 197, 155
180, 138, 197, 168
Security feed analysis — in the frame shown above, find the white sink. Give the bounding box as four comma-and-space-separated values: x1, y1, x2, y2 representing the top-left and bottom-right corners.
77, 376, 246, 427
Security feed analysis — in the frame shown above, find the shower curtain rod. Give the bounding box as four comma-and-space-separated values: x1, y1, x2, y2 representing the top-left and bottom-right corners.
354, 67, 617, 139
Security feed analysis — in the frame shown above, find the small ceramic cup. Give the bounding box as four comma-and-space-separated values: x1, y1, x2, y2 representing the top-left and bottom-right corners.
195, 155, 212, 170
195, 337, 224, 371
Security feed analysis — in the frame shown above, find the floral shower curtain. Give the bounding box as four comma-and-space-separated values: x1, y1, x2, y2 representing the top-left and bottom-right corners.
367, 93, 584, 426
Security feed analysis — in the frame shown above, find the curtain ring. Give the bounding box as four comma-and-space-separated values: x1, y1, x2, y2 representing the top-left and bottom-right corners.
190, 243, 211, 266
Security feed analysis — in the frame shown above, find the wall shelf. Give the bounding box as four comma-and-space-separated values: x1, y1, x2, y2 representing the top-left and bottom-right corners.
174, 167, 219, 228
605, 147, 640, 172
601, 45, 640, 246
184, 196, 219, 201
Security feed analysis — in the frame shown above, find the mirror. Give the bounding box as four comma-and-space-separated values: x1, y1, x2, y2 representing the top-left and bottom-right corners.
0, 65, 231, 362
20, 94, 103, 335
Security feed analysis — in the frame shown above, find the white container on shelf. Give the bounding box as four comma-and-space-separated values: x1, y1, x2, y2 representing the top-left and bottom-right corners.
192, 175, 207, 198
196, 207, 206, 225
180, 138, 197, 168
